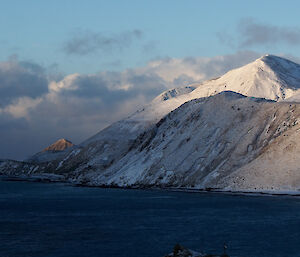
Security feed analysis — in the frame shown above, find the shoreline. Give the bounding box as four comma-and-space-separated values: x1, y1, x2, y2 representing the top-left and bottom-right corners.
1, 174, 300, 198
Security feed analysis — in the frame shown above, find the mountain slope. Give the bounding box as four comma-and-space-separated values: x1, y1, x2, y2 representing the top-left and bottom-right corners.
3, 55, 300, 193
77, 91, 300, 192
71, 54, 300, 176
127, 54, 300, 128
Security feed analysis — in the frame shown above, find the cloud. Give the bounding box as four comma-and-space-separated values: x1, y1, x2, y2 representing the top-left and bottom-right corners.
0, 57, 48, 107
63, 29, 143, 55
141, 50, 261, 85
238, 19, 300, 47
220, 18, 300, 48
0, 51, 262, 160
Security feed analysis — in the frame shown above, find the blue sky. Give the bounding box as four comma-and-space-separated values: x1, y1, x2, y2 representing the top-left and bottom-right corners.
1, 0, 300, 74
2, 0, 300, 159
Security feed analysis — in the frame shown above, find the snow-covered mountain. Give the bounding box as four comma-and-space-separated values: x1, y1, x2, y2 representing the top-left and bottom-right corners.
189, 54, 300, 101
65, 91, 300, 191
3, 54, 300, 194
107, 54, 300, 126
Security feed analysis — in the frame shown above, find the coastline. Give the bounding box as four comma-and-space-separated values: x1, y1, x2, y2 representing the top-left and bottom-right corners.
1, 174, 300, 198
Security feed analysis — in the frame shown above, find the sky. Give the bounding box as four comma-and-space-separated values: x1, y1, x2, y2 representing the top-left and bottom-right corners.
1, 0, 300, 159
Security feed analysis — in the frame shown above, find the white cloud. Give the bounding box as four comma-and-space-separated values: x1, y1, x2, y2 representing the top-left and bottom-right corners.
2, 97, 42, 118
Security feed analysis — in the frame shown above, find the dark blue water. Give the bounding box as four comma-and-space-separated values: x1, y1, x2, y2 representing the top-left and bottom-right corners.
0, 180, 300, 257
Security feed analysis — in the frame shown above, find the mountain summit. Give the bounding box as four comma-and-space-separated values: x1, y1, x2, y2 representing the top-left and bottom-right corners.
125, 54, 300, 127
43, 138, 74, 152
189, 54, 300, 101
26, 138, 75, 163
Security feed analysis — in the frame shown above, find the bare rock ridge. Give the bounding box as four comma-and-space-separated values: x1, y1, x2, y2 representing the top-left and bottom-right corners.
42, 138, 74, 152
2, 55, 300, 194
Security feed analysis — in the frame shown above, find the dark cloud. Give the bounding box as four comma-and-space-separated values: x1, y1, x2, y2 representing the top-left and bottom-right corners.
216, 31, 235, 48
239, 19, 300, 47
58, 71, 165, 105
63, 29, 143, 55
19, 60, 46, 74
0, 113, 30, 160
220, 18, 300, 48
142, 41, 158, 54
0, 113, 28, 131
0, 58, 48, 107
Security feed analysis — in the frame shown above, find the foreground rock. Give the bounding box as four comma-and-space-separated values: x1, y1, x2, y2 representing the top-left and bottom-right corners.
164, 244, 229, 257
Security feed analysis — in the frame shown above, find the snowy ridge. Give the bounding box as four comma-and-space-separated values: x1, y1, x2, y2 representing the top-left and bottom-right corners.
189, 54, 300, 101
111, 55, 300, 128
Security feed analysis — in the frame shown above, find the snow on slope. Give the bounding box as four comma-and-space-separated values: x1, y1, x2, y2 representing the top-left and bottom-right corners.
80, 87, 197, 146
82, 54, 300, 144
189, 54, 300, 101
103, 54, 300, 128
85, 54, 300, 143
4, 54, 300, 193
28, 54, 300, 164
85, 54, 300, 135
79, 91, 300, 192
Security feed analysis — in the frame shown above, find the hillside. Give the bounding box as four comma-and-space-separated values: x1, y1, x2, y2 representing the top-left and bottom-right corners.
75, 92, 300, 193
2, 55, 300, 194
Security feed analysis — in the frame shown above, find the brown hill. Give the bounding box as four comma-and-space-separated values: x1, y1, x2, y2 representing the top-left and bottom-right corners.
43, 139, 74, 152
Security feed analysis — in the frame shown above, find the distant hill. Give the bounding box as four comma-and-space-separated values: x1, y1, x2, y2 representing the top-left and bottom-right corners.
42, 138, 74, 152
26, 138, 75, 163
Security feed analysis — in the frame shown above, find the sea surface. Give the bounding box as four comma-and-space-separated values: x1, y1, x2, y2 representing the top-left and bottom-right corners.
0, 180, 300, 257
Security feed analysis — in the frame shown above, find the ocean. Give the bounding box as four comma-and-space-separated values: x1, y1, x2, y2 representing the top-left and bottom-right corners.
1, 179, 300, 257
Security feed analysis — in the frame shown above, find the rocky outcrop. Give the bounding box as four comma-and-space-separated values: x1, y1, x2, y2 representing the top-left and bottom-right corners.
164, 244, 229, 257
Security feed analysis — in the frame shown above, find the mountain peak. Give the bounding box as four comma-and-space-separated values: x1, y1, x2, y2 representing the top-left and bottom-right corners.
256, 54, 300, 71
258, 53, 274, 59
43, 138, 74, 152
256, 53, 284, 61
128, 55, 300, 126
